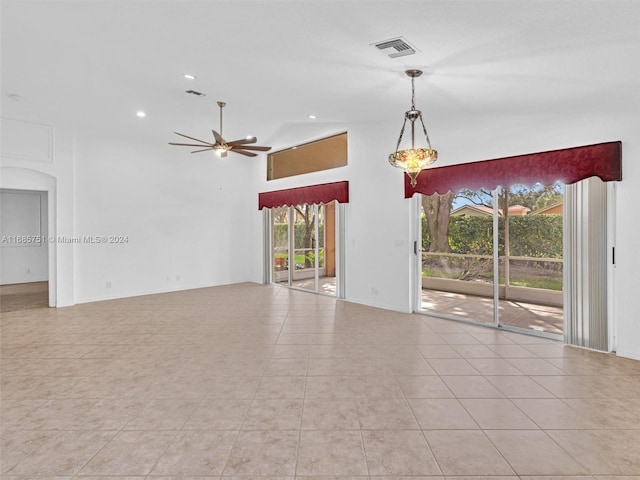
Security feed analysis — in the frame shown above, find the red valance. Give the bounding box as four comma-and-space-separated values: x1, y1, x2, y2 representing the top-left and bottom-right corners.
259, 181, 349, 210
405, 141, 622, 197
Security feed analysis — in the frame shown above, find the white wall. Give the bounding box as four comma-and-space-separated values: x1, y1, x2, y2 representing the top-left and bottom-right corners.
72, 125, 257, 303
0, 189, 48, 284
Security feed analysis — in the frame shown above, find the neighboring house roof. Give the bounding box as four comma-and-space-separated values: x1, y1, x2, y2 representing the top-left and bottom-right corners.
532, 201, 564, 215
451, 205, 494, 216
451, 204, 531, 216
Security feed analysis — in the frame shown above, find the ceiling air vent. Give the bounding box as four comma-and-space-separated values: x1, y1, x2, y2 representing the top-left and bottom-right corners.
373, 37, 417, 58
185, 90, 206, 96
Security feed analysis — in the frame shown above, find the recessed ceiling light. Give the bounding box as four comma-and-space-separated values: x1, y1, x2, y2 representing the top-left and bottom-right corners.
136, 111, 146, 118
308, 114, 316, 119
183, 74, 196, 80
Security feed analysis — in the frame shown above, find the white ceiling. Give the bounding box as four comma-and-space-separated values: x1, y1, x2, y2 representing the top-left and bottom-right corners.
2, 0, 639, 151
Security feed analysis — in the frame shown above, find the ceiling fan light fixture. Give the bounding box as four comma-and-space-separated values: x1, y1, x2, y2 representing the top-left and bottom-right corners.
169, 101, 272, 158
214, 145, 228, 157
388, 69, 438, 187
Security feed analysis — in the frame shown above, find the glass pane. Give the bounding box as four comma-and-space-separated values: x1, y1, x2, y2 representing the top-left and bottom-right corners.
318, 202, 337, 296
497, 183, 564, 335
272, 207, 290, 286
420, 190, 495, 325
291, 204, 317, 292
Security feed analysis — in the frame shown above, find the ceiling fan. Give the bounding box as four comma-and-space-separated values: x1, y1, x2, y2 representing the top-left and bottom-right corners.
169, 101, 272, 157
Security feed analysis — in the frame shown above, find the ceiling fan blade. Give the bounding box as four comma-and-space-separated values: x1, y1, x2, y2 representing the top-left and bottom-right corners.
212, 130, 225, 145
191, 147, 215, 153
234, 145, 272, 151
169, 142, 214, 147
227, 137, 257, 146
231, 149, 258, 157
173, 132, 214, 145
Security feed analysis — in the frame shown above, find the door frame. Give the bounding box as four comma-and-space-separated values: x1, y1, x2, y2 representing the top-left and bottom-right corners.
264, 202, 344, 299
0, 170, 57, 307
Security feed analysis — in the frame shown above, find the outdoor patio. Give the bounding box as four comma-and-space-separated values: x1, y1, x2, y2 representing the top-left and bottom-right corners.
289, 277, 563, 336
421, 289, 563, 335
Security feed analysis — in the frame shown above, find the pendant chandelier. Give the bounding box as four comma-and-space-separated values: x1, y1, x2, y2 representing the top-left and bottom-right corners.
388, 69, 438, 187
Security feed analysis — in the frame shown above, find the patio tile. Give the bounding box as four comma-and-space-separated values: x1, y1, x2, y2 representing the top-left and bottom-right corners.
396, 375, 454, 398
362, 430, 441, 476
485, 429, 589, 475
460, 399, 539, 429
427, 359, 480, 376
297, 430, 368, 476
150, 430, 236, 475
9, 431, 117, 476
183, 398, 251, 430
301, 398, 360, 430
222, 430, 298, 476
418, 344, 461, 358
424, 430, 514, 476
409, 399, 478, 430
123, 399, 199, 430
512, 398, 601, 429
254, 376, 306, 399
440, 376, 505, 398
506, 358, 567, 375
355, 398, 419, 429
78, 430, 175, 476
466, 358, 525, 375
485, 375, 556, 398
242, 399, 303, 430
264, 358, 308, 376
547, 430, 640, 475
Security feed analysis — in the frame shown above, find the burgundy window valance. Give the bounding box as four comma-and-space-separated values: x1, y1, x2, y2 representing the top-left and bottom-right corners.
405, 141, 622, 198
259, 181, 349, 210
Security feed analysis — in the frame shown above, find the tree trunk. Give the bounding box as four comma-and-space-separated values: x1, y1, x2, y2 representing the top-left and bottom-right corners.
422, 191, 455, 252
295, 206, 315, 268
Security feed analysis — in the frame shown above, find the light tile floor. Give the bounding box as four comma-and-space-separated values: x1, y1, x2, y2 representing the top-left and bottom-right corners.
2, 282, 640, 478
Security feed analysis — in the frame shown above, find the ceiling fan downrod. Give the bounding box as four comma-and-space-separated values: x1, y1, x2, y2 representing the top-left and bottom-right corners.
217, 101, 225, 137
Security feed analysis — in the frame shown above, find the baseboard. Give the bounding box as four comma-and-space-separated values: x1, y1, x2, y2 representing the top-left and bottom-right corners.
74, 280, 254, 305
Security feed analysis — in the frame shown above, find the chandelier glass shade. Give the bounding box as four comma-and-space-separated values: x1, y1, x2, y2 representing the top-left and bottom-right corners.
388, 69, 438, 186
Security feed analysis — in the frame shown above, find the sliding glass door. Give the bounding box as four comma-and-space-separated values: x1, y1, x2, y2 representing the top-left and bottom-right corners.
420, 190, 496, 325
270, 202, 336, 296
419, 182, 564, 337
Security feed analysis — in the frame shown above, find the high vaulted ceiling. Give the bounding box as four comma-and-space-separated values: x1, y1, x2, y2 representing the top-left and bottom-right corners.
2, 0, 639, 153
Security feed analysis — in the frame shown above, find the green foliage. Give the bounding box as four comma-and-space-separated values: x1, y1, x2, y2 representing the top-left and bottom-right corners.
273, 223, 325, 249
431, 215, 563, 258
507, 215, 563, 258
448, 216, 494, 255
421, 214, 563, 290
